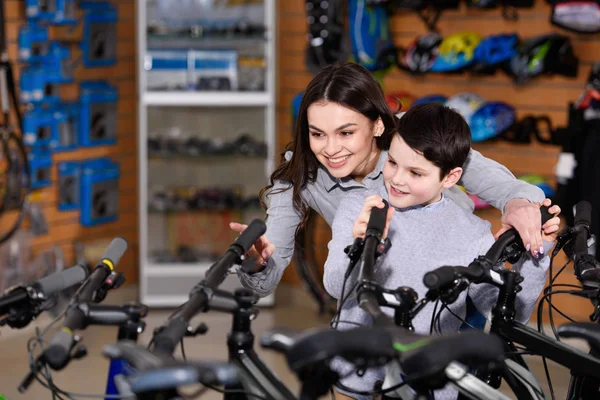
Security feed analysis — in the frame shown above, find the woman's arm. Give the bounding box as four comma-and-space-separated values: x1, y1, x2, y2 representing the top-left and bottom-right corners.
459, 148, 545, 211
323, 195, 364, 299
460, 148, 547, 256
236, 181, 301, 297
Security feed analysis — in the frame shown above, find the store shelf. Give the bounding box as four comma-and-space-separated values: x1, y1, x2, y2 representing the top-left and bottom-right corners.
143, 91, 272, 107
146, 262, 213, 276
144, 262, 275, 307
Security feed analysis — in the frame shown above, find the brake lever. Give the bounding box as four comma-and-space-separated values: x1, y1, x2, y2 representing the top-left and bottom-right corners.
439, 279, 470, 305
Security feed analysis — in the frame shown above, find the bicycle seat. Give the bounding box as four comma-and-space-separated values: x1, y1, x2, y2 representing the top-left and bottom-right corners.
285, 326, 505, 381
557, 322, 600, 353
399, 330, 505, 380
102, 340, 239, 392
260, 326, 305, 355
286, 327, 397, 372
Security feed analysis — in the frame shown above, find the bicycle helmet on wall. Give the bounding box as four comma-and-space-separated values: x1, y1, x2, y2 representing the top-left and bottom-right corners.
472, 33, 519, 74
470, 102, 517, 142
508, 33, 579, 85
467, 0, 499, 8
386, 91, 417, 114
413, 94, 448, 106
430, 32, 482, 73
400, 32, 442, 74
550, 1, 600, 34
445, 93, 486, 125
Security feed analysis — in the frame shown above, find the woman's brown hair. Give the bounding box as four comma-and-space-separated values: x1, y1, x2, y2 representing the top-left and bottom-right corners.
260, 62, 397, 234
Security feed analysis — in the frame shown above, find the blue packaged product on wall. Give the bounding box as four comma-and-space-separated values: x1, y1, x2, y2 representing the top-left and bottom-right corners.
19, 66, 49, 104
57, 161, 81, 211
81, 2, 117, 67
23, 108, 55, 148
79, 157, 119, 226
146, 50, 190, 91
52, 102, 80, 151
28, 149, 53, 189
40, 42, 74, 83
18, 23, 49, 62
192, 50, 238, 91
79, 80, 118, 147
25, 0, 77, 25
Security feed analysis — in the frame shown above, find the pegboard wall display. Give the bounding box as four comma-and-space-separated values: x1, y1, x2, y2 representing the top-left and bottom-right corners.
276, 1, 600, 322
2, 0, 138, 284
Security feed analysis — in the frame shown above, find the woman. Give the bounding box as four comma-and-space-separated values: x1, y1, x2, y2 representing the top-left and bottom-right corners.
231, 62, 547, 298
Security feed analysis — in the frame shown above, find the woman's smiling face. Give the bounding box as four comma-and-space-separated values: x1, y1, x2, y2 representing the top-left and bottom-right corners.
307, 100, 382, 181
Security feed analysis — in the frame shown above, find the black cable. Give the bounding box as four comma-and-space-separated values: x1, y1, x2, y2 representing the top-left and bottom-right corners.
429, 299, 439, 335
331, 281, 358, 331
180, 338, 187, 360
203, 383, 269, 400
503, 362, 547, 399
505, 351, 540, 356
442, 303, 478, 331
536, 289, 556, 400
332, 320, 366, 328
434, 303, 444, 334
331, 269, 351, 330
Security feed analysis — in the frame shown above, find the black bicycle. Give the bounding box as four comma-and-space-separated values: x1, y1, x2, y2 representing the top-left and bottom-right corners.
421, 200, 600, 400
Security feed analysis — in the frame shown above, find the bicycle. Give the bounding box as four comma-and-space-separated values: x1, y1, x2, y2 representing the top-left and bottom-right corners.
420, 200, 600, 400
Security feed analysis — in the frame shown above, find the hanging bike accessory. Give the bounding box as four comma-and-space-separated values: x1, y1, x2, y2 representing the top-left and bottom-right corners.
393, 1, 460, 32
305, 0, 348, 74
0, 0, 31, 246
348, 0, 397, 75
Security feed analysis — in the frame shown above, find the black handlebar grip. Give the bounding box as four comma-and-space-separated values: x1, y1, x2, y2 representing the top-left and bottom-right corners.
44, 329, 75, 370
34, 264, 90, 298
101, 237, 128, 270
540, 205, 553, 226
234, 219, 267, 254
574, 201, 592, 228
366, 199, 389, 237
423, 266, 458, 291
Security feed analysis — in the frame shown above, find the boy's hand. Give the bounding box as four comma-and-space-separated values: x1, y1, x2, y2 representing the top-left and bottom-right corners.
229, 222, 275, 271
353, 195, 395, 240
539, 198, 561, 243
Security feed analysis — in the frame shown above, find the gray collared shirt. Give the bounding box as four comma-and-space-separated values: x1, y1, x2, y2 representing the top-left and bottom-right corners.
238, 147, 545, 297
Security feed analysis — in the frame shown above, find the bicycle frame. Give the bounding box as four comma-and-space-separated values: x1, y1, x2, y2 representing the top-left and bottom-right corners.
105, 322, 141, 399
463, 269, 600, 400
222, 288, 296, 400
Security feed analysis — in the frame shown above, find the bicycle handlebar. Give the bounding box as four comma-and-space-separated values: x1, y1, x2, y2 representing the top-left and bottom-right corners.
103, 340, 239, 393
44, 237, 128, 370
423, 205, 553, 293
152, 219, 266, 355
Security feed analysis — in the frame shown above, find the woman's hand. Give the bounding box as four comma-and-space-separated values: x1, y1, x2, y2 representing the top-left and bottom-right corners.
353, 195, 395, 240
495, 198, 561, 257
496, 198, 545, 257
540, 198, 561, 243
229, 222, 275, 272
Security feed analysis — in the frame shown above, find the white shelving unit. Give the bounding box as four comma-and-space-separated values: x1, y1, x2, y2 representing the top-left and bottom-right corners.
136, 0, 277, 307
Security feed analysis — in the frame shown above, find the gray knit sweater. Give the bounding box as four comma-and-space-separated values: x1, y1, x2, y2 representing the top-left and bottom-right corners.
324, 187, 552, 399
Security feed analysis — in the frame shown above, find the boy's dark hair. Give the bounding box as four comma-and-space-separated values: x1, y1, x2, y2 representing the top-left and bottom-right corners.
396, 103, 472, 180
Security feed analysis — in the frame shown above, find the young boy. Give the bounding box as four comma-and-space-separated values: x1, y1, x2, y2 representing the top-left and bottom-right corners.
324, 103, 561, 400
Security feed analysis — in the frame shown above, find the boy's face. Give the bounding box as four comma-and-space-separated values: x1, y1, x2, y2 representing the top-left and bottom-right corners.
383, 135, 461, 209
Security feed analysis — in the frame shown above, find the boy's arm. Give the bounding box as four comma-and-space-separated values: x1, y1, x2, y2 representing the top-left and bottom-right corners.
459, 148, 545, 211
323, 195, 364, 300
